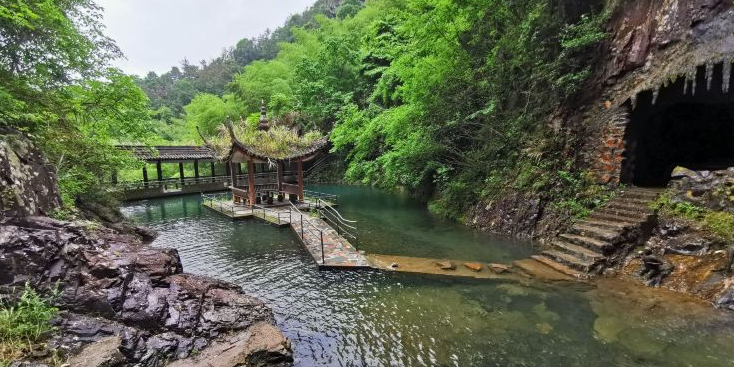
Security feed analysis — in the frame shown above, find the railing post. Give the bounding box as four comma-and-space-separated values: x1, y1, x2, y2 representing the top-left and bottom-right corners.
320, 231, 325, 265
300, 215, 304, 238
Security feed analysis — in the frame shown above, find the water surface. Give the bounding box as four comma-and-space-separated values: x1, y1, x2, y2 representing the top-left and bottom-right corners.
122, 185, 734, 367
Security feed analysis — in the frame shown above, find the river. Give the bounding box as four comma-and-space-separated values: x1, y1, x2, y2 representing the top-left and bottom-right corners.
121, 185, 734, 367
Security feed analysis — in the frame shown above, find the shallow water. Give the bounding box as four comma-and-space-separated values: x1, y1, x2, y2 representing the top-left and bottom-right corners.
122, 185, 734, 367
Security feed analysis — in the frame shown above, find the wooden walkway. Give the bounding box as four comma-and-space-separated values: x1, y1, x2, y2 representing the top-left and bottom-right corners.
203, 199, 369, 269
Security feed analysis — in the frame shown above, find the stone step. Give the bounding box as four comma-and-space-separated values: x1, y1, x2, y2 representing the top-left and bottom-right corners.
595, 206, 651, 220
540, 250, 594, 272
600, 200, 653, 213
611, 196, 655, 206
559, 233, 611, 252
569, 224, 620, 242
586, 212, 647, 225
549, 240, 604, 262
617, 190, 662, 201
576, 219, 630, 231
530, 255, 584, 278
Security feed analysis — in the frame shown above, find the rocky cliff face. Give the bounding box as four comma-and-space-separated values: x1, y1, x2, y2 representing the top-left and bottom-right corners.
0, 216, 293, 366
0, 129, 61, 217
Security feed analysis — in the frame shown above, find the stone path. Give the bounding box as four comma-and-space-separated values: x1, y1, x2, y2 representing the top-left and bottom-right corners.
203, 201, 369, 269
288, 209, 370, 268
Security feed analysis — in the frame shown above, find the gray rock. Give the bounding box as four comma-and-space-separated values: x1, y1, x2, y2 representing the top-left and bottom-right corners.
0, 217, 291, 366
66, 336, 126, 367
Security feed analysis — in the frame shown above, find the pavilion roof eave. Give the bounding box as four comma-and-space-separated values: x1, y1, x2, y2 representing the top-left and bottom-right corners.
222, 137, 328, 163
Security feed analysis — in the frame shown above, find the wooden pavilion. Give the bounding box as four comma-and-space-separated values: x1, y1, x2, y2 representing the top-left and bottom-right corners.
200, 102, 327, 206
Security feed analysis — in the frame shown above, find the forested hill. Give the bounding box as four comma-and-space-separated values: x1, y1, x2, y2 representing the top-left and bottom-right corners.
1, 0, 611, 225
136, 0, 363, 118
164, 0, 609, 219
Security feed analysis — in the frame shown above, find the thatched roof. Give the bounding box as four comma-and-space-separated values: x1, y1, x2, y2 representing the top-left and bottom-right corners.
201, 122, 327, 163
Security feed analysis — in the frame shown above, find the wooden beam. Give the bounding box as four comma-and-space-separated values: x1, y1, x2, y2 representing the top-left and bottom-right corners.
247, 159, 256, 205
297, 160, 304, 201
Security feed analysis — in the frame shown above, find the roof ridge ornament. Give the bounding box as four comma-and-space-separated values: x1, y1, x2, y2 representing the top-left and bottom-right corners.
258, 99, 269, 131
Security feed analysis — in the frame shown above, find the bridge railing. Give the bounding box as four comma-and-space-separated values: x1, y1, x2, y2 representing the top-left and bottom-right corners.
316, 199, 357, 244
289, 201, 326, 265
113, 171, 299, 191
304, 189, 339, 202
201, 193, 253, 215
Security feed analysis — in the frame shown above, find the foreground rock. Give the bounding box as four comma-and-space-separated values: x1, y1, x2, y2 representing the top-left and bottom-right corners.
0, 216, 293, 366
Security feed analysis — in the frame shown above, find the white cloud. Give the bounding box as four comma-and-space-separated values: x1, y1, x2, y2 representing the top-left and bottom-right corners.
97, 0, 316, 76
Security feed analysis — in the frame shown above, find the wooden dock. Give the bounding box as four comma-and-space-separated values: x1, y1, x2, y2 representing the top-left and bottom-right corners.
203, 198, 369, 269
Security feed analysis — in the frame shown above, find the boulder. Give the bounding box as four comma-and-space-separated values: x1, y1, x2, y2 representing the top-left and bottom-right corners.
165, 322, 292, 367
66, 336, 126, 367
463, 262, 483, 272
0, 217, 291, 366
0, 129, 61, 217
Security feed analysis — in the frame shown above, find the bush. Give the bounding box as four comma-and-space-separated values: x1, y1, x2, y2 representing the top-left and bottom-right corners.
0, 284, 58, 366
652, 194, 734, 243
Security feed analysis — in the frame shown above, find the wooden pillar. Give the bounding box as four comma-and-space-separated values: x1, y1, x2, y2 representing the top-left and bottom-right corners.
156, 161, 163, 181
142, 165, 149, 188
247, 159, 256, 205
194, 159, 200, 182
210, 162, 216, 183
229, 161, 238, 187
297, 160, 304, 201
277, 162, 284, 191
178, 162, 185, 183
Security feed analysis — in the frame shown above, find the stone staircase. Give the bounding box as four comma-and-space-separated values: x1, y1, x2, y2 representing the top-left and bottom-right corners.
531, 187, 664, 278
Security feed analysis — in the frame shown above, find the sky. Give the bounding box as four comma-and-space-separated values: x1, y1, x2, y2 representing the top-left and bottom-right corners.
97, 0, 316, 76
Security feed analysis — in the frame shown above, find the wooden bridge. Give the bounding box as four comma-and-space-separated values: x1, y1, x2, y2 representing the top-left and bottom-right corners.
201, 192, 370, 269
112, 145, 328, 201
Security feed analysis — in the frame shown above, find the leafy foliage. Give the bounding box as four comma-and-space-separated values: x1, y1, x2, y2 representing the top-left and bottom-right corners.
652, 194, 734, 242
0, 284, 58, 366
1, 0, 151, 210
180, 0, 609, 219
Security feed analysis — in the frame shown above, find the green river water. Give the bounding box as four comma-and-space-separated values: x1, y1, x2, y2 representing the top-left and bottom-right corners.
121, 185, 734, 367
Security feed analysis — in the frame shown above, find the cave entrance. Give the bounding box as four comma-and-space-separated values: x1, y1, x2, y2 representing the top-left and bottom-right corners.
620, 63, 734, 187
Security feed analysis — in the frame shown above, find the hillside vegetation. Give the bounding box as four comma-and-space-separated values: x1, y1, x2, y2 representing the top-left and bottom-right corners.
1, 0, 611, 221
183, 0, 610, 218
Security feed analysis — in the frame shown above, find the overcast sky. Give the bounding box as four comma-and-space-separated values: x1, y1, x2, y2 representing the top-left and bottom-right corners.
97, 0, 316, 76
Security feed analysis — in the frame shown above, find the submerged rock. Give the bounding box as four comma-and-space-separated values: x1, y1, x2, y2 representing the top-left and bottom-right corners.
463, 262, 483, 272
488, 263, 511, 274
435, 260, 456, 270
0, 216, 292, 366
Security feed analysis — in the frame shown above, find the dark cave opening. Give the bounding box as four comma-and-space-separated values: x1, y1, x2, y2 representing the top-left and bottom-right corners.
621, 63, 734, 187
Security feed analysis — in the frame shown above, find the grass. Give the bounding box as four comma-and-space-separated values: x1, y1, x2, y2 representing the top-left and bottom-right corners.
211, 123, 324, 160
651, 194, 734, 243
0, 284, 58, 367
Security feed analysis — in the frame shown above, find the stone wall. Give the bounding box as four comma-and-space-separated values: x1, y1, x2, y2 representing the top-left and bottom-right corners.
588, 106, 629, 185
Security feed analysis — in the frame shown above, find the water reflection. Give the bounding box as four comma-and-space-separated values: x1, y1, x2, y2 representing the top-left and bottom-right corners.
122, 187, 734, 367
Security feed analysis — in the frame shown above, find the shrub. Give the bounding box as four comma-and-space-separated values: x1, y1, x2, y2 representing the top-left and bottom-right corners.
0, 284, 58, 366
